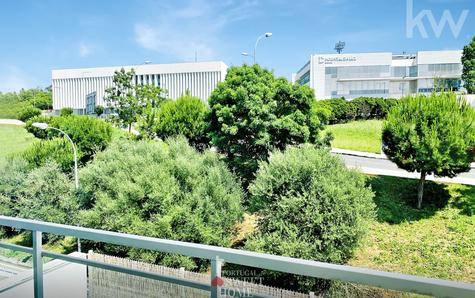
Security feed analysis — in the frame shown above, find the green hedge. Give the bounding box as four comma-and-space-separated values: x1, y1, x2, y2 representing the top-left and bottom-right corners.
316, 97, 398, 124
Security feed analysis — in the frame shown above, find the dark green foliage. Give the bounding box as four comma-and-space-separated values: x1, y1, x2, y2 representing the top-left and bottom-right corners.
79, 137, 243, 269
18, 105, 41, 122
153, 94, 210, 150
245, 145, 375, 292
208, 64, 330, 184
382, 92, 475, 208
22, 138, 83, 172
462, 35, 475, 94
316, 97, 398, 124
60, 107, 73, 116
95, 105, 104, 117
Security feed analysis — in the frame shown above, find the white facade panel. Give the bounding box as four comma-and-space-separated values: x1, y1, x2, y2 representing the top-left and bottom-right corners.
52, 61, 228, 113
294, 50, 463, 100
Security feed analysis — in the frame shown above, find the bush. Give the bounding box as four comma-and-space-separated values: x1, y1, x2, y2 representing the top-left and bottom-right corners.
22, 138, 83, 172
208, 64, 330, 184
79, 137, 243, 269
383, 92, 475, 208
18, 105, 41, 122
60, 107, 73, 116
95, 105, 104, 117
154, 95, 210, 150
30, 91, 53, 110
47, 116, 112, 161
246, 145, 375, 292
16, 162, 78, 225
25, 115, 53, 138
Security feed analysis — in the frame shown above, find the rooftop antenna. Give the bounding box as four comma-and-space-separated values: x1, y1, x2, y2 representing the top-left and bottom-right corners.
334, 41, 345, 54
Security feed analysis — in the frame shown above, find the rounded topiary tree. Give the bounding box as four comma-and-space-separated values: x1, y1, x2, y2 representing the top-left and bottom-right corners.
382, 92, 475, 208
245, 145, 375, 292
208, 64, 330, 185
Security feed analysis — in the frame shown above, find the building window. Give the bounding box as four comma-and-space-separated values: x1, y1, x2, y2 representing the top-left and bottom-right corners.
85, 92, 96, 115
297, 71, 310, 85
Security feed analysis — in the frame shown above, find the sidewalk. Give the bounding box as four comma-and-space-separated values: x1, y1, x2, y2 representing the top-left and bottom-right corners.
0, 119, 25, 126
332, 148, 475, 169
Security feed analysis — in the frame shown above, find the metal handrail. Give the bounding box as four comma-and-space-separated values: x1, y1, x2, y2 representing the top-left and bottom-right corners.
0, 215, 474, 298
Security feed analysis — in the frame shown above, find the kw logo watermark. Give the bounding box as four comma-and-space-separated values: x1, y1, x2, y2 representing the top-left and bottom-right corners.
406, 0, 469, 39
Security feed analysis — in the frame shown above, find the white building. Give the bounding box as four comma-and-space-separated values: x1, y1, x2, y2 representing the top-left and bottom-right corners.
292, 50, 463, 100
52, 61, 228, 114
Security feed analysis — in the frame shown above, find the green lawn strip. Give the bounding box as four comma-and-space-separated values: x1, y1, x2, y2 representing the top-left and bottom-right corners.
350, 175, 475, 283
325, 120, 383, 153
0, 233, 76, 265
0, 125, 36, 158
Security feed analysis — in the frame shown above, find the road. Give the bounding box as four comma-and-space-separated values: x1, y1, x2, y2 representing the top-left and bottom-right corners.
337, 153, 475, 185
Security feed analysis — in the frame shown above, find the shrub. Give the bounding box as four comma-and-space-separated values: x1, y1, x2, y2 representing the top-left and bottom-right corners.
16, 162, 78, 225
153, 95, 210, 150
317, 97, 398, 124
60, 107, 73, 116
95, 105, 104, 117
383, 92, 475, 208
30, 91, 53, 110
25, 115, 53, 138
18, 105, 41, 122
208, 64, 330, 185
79, 137, 243, 269
50, 116, 113, 161
22, 138, 83, 172
246, 145, 375, 292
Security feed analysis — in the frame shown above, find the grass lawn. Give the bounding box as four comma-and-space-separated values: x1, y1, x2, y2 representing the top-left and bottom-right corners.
325, 120, 383, 153
350, 175, 475, 283
0, 125, 36, 158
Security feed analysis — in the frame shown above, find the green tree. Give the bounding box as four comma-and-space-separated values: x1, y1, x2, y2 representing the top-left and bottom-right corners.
208, 64, 331, 184
246, 145, 374, 292
135, 84, 167, 138
104, 68, 139, 132
382, 92, 475, 208
154, 94, 209, 150
18, 105, 41, 122
462, 35, 475, 94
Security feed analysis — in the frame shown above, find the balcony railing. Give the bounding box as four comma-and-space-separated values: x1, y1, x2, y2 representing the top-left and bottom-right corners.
0, 215, 474, 298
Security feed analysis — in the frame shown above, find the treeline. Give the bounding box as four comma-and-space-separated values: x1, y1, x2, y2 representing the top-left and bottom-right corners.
0, 88, 52, 120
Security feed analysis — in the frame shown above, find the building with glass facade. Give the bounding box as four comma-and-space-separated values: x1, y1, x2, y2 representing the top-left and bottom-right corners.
292, 50, 463, 100
52, 61, 228, 114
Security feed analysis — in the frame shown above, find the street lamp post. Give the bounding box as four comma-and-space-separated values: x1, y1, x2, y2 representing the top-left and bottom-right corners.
32, 122, 81, 251
247, 32, 272, 64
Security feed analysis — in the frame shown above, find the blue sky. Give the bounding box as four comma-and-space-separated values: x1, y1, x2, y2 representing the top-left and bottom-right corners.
0, 0, 473, 92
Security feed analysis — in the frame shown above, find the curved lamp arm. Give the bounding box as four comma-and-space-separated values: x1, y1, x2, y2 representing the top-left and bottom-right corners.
48, 127, 79, 190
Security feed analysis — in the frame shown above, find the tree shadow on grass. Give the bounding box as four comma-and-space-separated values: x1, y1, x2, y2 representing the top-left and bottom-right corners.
450, 184, 475, 216
366, 175, 451, 224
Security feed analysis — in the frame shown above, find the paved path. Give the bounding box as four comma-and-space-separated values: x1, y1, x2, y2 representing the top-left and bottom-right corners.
0, 119, 24, 126
335, 152, 475, 186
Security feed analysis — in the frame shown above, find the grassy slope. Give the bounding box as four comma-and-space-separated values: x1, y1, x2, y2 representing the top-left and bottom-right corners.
325, 120, 383, 153
350, 176, 475, 283
0, 125, 36, 158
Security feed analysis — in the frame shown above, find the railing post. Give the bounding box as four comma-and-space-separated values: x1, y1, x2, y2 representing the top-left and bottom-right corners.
32, 230, 43, 298
210, 256, 222, 298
